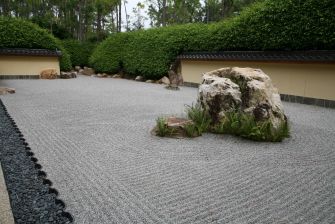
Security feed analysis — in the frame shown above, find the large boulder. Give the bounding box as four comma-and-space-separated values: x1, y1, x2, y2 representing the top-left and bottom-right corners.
198, 67, 286, 130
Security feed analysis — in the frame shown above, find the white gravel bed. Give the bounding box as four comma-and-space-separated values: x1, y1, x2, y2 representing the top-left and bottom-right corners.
1, 75, 335, 223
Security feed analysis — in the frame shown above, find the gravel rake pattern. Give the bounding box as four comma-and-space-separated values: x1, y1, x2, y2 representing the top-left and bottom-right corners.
1, 76, 335, 223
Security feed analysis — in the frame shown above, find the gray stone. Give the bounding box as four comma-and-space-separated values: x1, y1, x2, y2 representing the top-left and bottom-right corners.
78, 69, 84, 74
71, 72, 77, 78
135, 76, 144, 82
74, 66, 81, 71
158, 76, 170, 85
0, 87, 15, 95
60, 71, 76, 79
112, 74, 122, 79
145, 80, 155, 83
82, 67, 95, 76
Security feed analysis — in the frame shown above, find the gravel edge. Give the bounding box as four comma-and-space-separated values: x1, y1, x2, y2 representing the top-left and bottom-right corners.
0, 99, 74, 224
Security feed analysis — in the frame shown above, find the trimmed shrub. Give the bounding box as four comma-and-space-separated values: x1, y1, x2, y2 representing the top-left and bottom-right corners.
0, 17, 71, 71
209, 0, 335, 51
62, 39, 96, 67
90, 0, 334, 79
90, 24, 208, 79
89, 32, 130, 74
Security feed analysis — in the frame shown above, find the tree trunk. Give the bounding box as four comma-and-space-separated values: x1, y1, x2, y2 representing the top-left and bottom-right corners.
123, 0, 129, 31
162, 0, 167, 26
118, 0, 122, 32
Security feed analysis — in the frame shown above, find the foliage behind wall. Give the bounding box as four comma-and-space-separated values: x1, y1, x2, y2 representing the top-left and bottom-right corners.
0, 17, 72, 71
90, 0, 335, 79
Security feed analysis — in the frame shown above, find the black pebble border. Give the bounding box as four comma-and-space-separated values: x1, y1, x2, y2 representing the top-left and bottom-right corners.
0, 99, 74, 224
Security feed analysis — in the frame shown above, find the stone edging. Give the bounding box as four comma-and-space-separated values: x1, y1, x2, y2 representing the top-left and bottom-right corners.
0, 100, 74, 223
183, 82, 335, 109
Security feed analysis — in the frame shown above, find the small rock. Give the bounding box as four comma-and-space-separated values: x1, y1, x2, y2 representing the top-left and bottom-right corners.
112, 74, 122, 78
81, 67, 95, 76
78, 69, 84, 74
71, 72, 77, 78
166, 117, 193, 129
0, 87, 15, 95
60, 72, 70, 79
158, 76, 170, 85
145, 80, 154, 83
154, 117, 199, 138
6, 88, 15, 94
135, 76, 144, 82
40, 69, 58, 79
74, 66, 81, 71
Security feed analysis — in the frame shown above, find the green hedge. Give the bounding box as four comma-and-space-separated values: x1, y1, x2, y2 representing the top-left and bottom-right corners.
90, 0, 335, 79
62, 39, 96, 67
0, 17, 72, 71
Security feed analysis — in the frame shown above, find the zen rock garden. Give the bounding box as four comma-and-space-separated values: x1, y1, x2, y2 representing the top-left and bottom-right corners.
154, 67, 290, 142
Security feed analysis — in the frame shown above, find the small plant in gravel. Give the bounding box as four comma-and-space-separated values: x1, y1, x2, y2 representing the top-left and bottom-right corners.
185, 103, 211, 135
154, 105, 289, 142
213, 111, 290, 142
156, 117, 169, 137
184, 123, 199, 138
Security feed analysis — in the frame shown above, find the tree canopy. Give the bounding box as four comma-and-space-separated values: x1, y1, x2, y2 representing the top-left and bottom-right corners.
0, 0, 258, 40
90, 0, 335, 79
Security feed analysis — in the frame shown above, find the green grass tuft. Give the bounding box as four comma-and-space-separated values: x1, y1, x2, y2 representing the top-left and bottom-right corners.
156, 117, 169, 137
185, 104, 211, 135
213, 111, 290, 142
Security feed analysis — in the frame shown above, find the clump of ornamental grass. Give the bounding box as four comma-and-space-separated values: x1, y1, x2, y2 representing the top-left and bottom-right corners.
155, 117, 169, 137
213, 111, 290, 142
185, 103, 211, 135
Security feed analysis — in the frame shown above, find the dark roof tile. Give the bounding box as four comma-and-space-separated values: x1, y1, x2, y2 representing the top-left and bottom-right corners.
0, 48, 62, 57
178, 51, 335, 63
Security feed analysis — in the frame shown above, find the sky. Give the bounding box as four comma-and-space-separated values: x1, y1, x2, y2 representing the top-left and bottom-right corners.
124, 0, 150, 28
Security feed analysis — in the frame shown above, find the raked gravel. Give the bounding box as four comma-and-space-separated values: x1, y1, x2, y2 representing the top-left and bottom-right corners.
1, 75, 335, 223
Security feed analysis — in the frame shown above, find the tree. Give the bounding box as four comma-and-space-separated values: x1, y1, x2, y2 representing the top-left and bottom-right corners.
131, 2, 147, 30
